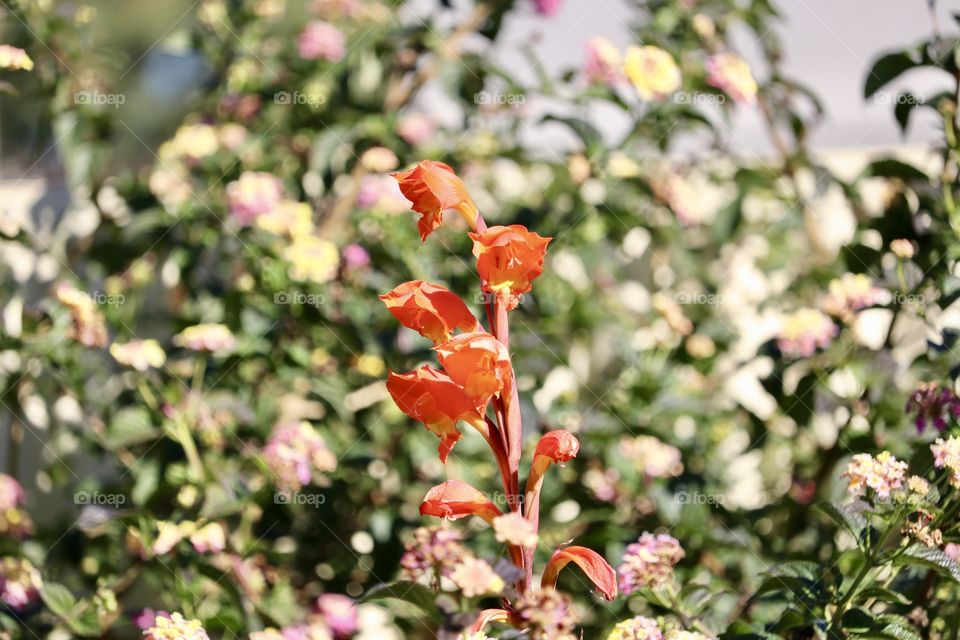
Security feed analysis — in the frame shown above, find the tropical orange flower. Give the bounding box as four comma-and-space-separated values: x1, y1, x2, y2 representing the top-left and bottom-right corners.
434, 331, 513, 407
419, 480, 502, 524
525, 430, 580, 523
541, 546, 617, 601
392, 160, 479, 241
380, 280, 479, 343
387, 366, 486, 462
470, 225, 551, 310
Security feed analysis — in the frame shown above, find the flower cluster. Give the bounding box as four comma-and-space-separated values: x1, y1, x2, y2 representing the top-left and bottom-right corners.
143, 612, 209, 640
705, 53, 758, 105
906, 382, 960, 433
263, 421, 337, 491
173, 323, 237, 353
0, 45, 32, 70
619, 435, 684, 478
932, 436, 960, 487
110, 339, 167, 371
0, 557, 42, 610
0, 474, 31, 539
55, 283, 108, 348
821, 273, 887, 322
843, 451, 908, 498
606, 616, 663, 640
618, 533, 685, 594
776, 308, 837, 358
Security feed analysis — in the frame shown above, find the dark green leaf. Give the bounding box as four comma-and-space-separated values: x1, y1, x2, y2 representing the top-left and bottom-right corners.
864, 53, 918, 99
363, 581, 441, 623
893, 544, 960, 582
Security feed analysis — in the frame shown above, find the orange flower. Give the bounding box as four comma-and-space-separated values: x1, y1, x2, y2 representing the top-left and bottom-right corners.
392, 160, 479, 241
541, 546, 617, 601
470, 225, 551, 310
524, 430, 580, 523
419, 480, 502, 524
380, 280, 479, 343
387, 366, 485, 462
434, 331, 512, 407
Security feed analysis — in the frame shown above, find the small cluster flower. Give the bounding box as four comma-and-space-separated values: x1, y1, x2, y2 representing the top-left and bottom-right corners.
263, 421, 337, 491
143, 612, 210, 640
298, 21, 346, 62
174, 323, 237, 353
705, 53, 758, 105
890, 238, 915, 259
932, 436, 960, 487
450, 557, 505, 597
512, 587, 578, 640
399, 526, 471, 582
648, 171, 704, 226
821, 273, 887, 321
0, 45, 33, 71
256, 200, 314, 238
314, 594, 358, 637
618, 533, 685, 593
776, 308, 837, 358
902, 508, 942, 548
110, 339, 167, 371
0, 475, 31, 539
625, 45, 681, 101
584, 37, 622, 86
226, 171, 285, 226
906, 381, 960, 433
493, 512, 538, 548
55, 283, 108, 348
843, 451, 908, 498
619, 435, 683, 478
606, 616, 663, 640
396, 113, 435, 146
0, 557, 41, 609
283, 236, 340, 283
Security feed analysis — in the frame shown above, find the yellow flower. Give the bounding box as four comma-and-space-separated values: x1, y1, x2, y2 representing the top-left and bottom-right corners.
110, 339, 167, 371
355, 354, 385, 377
256, 200, 314, 238
284, 237, 339, 283
624, 45, 681, 101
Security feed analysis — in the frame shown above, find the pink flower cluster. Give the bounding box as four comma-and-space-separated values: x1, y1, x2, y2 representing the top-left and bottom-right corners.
263, 421, 337, 491
298, 21, 346, 62
619, 435, 683, 478
400, 525, 470, 581
0, 474, 31, 539
226, 171, 285, 226
822, 273, 887, 321
143, 612, 209, 640
617, 533, 685, 594
0, 557, 42, 610
843, 451, 908, 498
776, 309, 837, 358
932, 436, 960, 487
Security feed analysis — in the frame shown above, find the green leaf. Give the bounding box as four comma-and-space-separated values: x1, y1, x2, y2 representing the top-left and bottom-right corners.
131, 458, 161, 506
41, 583, 78, 619
540, 115, 604, 156
863, 158, 929, 182
817, 500, 869, 542
856, 586, 910, 606
362, 581, 440, 623
864, 53, 918, 99
107, 407, 158, 448
893, 544, 960, 582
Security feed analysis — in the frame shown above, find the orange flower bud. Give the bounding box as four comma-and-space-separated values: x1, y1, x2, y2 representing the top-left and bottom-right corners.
387, 367, 485, 463
470, 225, 551, 310
420, 480, 502, 524
379, 280, 479, 343
392, 160, 479, 242
434, 331, 513, 407
525, 430, 580, 525
541, 546, 617, 601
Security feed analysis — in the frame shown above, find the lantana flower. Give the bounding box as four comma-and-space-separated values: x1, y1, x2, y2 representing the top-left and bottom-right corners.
620, 435, 683, 478
174, 323, 236, 353
263, 421, 337, 491
512, 587, 577, 640
451, 557, 505, 597
396, 113, 436, 146
283, 236, 340, 283
226, 171, 284, 226
932, 436, 960, 487
189, 522, 226, 554
255, 200, 314, 238
400, 525, 471, 581
607, 616, 663, 640
584, 37, 622, 86
821, 273, 887, 321
618, 533, 685, 593
110, 339, 167, 371
624, 45, 681, 101
298, 21, 346, 62
143, 612, 210, 640
314, 594, 358, 637
55, 283, 108, 348
0, 45, 33, 71
392, 160, 479, 241
493, 512, 538, 548
844, 451, 908, 498
470, 225, 552, 310
0, 474, 31, 539
776, 308, 837, 358
0, 557, 41, 610
705, 53, 758, 105
380, 280, 480, 343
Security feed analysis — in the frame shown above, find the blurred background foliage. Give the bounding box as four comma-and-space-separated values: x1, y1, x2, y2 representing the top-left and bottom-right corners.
2, 0, 960, 638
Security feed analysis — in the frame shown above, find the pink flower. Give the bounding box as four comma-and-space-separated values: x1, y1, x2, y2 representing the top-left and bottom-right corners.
400, 526, 470, 581
226, 171, 285, 226
844, 451, 908, 498
174, 324, 237, 353
0, 558, 41, 610
298, 21, 346, 62
531, 0, 562, 16
776, 309, 837, 358
945, 543, 960, 562
396, 113, 436, 146
189, 523, 226, 554
0, 475, 24, 512
314, 594, 358, 637
342, 243, 370, 269
705, 53, 758, 105
618, 533, 685, 593
264, 422, 337, 491
143, 612, 209, 640
584, 37, 622, 86
133, 609, 169, 630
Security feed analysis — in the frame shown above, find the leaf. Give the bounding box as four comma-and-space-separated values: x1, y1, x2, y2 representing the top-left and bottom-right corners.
893, 544, 960, 582
540, 115, 604, 156
106, 407, 157, 448
41, 583, 78, 619
864, 53, 918, 99
817, 500, 869, 542
131, 458, 161, 506
894, 94, 921, 133
863, 158, 929, 182
856, 586, 910, 605
362, 581, 440, 623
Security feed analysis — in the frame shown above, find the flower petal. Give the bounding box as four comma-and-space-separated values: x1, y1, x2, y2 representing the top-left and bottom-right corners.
541, 546, 618, 601
419, 480, 501, 523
